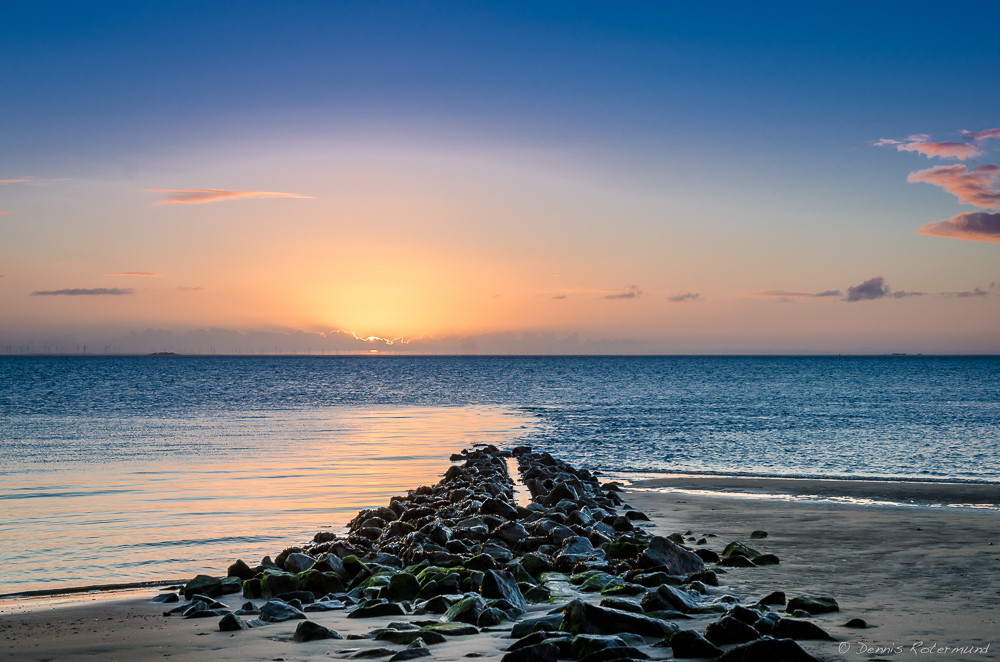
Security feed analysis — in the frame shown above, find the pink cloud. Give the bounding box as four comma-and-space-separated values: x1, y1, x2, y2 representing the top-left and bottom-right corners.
108, 271, 162, 277
746, 289, 842, 298
147, 189, 315, 205
962, 128, 1000, 142
876, 135, 980, 160
916, 211, 1000, 244
907, 164, 1000, 208
0, 211, 10, 216
0, 179, 28, 184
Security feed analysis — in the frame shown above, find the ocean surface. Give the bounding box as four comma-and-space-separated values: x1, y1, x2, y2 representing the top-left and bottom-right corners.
2, 355, 998, 594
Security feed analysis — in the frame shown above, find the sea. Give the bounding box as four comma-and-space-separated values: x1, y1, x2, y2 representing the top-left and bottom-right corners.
2, 355, 998, 594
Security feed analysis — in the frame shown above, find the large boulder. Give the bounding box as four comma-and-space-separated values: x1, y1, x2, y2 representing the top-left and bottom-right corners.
638, 537, 704, 576
385, 573, 421, 602
480, 569, 526, 608
669, 630, 723, 659
570, 634, 627, 660
501, 643, 560, 662
259, 600, 307, 623
441, 595, 487, 624
294, 621, 342, 642
704, 616, 760, 646
717, 636, 820, 662
559, 599, 678, 637
183, 575, 223, 599
284, 552, 317, 573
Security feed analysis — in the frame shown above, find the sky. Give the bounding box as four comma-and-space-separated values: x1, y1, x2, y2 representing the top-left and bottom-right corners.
1, 1, 999, 354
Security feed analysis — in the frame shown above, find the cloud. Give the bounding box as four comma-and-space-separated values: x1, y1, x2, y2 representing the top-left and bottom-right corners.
667, 292, 701, 302
551, 294, 568, 300
961, 128, 1000, 142
907, 164, 1000, 208
747, 289, 843, 298
108, 271, 162, 277
845, 277, 891, 302
31, 288, 134, 296
0, 275, 7, 279
889, 290, 926, 298
940, 287, 989, 298
0, 179, 29, 184
916, 211, 1000, 244
147, 189, 315, 205
604, 285, 642, 300
0, 211, 9, 215
875, 128, 1000, 161
177, 286, 204, 291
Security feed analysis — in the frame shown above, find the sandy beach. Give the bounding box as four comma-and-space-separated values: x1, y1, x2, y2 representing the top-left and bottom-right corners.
4, 473, 997, 661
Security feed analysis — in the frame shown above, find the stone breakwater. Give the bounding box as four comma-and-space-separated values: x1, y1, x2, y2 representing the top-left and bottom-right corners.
162, 445, 855, 661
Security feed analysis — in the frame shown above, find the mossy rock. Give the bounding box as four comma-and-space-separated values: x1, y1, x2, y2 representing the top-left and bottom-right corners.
604, 541, 644, 559
297, 569, 345, 595
721, 542, 761, 560
242, 578, 262, 599
260, 571, 298, 598
183, 574, 223, 599
385, 573, 421, 602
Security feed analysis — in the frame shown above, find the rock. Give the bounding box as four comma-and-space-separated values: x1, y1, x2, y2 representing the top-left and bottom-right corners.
520, 553, 553, 577
376, 629, 447, 645
757, 591, 786, 606
353, 648, 397, 658
349, 602, 408, 618
284, 552, 318, 574
297, 569, 345, 595
720, 555, 757, 568
785, 596, 839, 615
294, 620, 343, 641
385, 573, 421, 602
598, 598, 643, 614
441, 595, 487, 624
623, 510, 650, 521
774, 618, 836, 641
704, 616, 760, 646
480, 570, 526, 607
183, 575, 223, 599
501, 643, 560, 662
717, 636, 820, 662
372, 553, 405, 567
753, 554, 779, 566
218, 613, 249, 631
669, 630, 723, 658
727, 605, 766, 626
274, 590, 315, 604
693, 549, 720, 564
753, 613, 780, 635
641, 585, 700, 613
496, 522, 529, 547
234, 601, 259, 615
313, 553, 347, 576
721, 542, 761, 560
559, 598, 678, 637
483, 497, 520, 520
260, 571, 298, 598
477, 606, 508, 627
604, 541, 644, 560
421, 623, 479, 636
685, 570, 719, 587
510, 614, 564, 638
841, 618, 869, 628
259, 599, 307, 622
559, 536, 595, 556
570, 634, 627, 660
749, 530, 768, 539
151, 593, 179, 603
464, 554, 498, 571
228, 559, 256, 581
389, 647, 432, 661
305, 599, 346, 612
242, 578, 262, 598
639, 537, 704, 576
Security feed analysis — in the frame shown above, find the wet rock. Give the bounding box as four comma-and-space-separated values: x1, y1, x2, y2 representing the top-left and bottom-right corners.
753, 554, 779, 566
774, 618, 836, 641
623, 510, 651, 522
559, 598, 678, 637
570, 634, 627, 660
376, 629, 447, 645
234, 601, 259, 615
693, 549, 720, 564
598, 598, 643, 614
151, 593, 179, 603
579, 647, 649, 662
294, 620, 343, 642
483, 497, 520, 520
717, 636, 820, 662
477, 606, 508, 627
502, 643, 560, 662
274, 590, 315, 604
242, 578, 262, 598
441, 595, 487, 624
228, 559, 256, 581
421, 623, 479, 636
841, 618, 869, 628
753, 612, 780, 636
757, 591, 786, 606
520, 553, 554, 577
390, 647, 432, 661
385, 573, 421, 602
313, 553, 347, 576
749, 530, 768, 539
298, 570, 344, 596
285, 552, 317, 574
305, 599, 346, 612
259, 599, 307, 622
785, 595, 839, 615
353, 648, 398, 658
727, 605, 766, 626
260, 571, 298, 598
720, 555, 757, 568
349, 602, 408, 618
480, 569, 526, 607
510, 614, 564, 638
721, 542, 761, 561
639, 537, 704, 576
685, 570, 719, 587
704, 616, 760, 646
183, 575, 224, 599
218, 613, 249, 631
668, 630, 723, 658
641, 585, 700, 614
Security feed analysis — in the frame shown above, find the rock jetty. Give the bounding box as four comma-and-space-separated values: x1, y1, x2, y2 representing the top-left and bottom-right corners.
162, 445, 843, 661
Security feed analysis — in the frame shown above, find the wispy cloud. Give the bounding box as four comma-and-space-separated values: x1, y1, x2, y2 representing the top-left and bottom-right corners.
0, 179, 29, 184
940, 287, 989, 298
605, 285, 642, 300
31, 288, 135, 296
147, 189, 315, 205
747, 289, 843, 299
108, 271, 162, 277
908, 165, 1000, 208
0, 211, 10, 216
875, 128, 1000, 161
551, 294, 568, 300
917, 211, 1000, 244
667, 292, 701, 302
0, 275, 7, 279
177, 285, 204, 291
845, 277, 891, 302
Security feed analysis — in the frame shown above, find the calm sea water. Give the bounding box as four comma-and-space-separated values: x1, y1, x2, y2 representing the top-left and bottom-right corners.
2, 356, 998, 593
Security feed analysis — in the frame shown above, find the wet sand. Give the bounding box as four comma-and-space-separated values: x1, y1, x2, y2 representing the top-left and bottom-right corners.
2, 478, 998, 661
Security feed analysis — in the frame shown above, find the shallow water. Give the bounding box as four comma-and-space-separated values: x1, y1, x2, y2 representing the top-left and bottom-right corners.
2, 355, 998, 592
